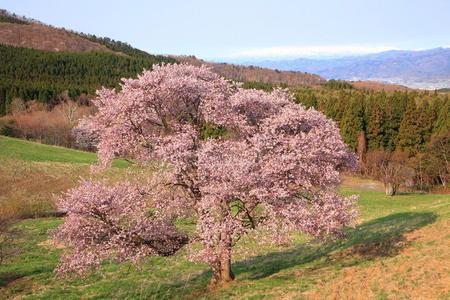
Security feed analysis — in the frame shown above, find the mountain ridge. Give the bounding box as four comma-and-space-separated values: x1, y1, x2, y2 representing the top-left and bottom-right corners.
241, 47, 450, 89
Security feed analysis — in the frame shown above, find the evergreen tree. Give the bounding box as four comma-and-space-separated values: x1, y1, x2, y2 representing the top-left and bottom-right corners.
0, 44, 176, 114
366, 102, 385, 150
383, 94, 407, 151
340, 97, 365, 151
417, 101, 435, 146
432, 97, 450, 137
397, 100, 422, 152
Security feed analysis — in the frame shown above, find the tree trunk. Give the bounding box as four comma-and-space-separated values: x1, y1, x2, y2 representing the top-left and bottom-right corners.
220, 256, 234, 282
208, 232, 235, 289
384, 183, 394, 196
384, 183, 399, 196
209, 257, 235, 288
392, 184, 399, 196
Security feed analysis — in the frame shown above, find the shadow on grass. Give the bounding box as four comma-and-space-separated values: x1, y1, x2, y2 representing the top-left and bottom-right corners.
0, 273, 23, 287
154, 212, 437, 298
235, 212, 437, 280
2, 212, 435, 298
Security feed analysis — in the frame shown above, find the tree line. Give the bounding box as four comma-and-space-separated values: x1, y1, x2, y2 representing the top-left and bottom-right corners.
74, 32, 169, 61
292, 88, 448, 152
293, 87, 449, 190
0, 9, 36, 25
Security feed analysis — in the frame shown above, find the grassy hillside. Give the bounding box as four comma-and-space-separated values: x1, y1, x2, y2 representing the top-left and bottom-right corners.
1, 189, 448, 299
0, 136, 128, 218
0, 136, 128, 166
0, 136, 449, 299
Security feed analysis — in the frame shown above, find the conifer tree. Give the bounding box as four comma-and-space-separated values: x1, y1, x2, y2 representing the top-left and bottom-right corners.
432, 98, 450, 137
366, 102, 385, 150
417, 101, 435, 146
397, 100, 421, 152
340, 97, 365, 151
384, 95, 408, 151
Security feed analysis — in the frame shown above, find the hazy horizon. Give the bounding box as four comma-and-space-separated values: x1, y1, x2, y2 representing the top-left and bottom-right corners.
2, 0, 450, 61
213, 46, 450, 64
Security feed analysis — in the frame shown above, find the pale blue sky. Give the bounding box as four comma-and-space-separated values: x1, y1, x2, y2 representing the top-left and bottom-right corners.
2, 0, 449, 61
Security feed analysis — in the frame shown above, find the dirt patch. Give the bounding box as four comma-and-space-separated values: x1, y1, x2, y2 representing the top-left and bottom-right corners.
37, 238, 65, 249
340, 175, 385, 192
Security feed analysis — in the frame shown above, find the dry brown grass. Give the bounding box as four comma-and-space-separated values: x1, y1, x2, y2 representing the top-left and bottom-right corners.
0, 22, 117, 53
299, 218, 450, 300
0, 153, 143, 220
0, 158, 89, 218
341, 175, 385, 192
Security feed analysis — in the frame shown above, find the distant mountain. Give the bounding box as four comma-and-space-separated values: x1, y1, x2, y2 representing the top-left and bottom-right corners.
243, 48, 450, 89
172, 55, 325, 86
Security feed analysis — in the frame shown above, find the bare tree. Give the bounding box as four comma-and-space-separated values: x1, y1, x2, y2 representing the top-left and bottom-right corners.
55, 100, 79, 125
9, 98, 27, 115
366, 150, 413, 196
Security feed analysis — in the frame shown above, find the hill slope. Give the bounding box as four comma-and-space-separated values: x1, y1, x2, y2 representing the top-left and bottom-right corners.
245, 48, 450, 89
0, 9, 180, 115
0, 12, 325, 114
0, 136, 129, 219
0, 9, 177, 62
0, 22, 118, 53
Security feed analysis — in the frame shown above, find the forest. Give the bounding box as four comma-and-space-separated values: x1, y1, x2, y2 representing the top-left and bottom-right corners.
0, 44, 176, 114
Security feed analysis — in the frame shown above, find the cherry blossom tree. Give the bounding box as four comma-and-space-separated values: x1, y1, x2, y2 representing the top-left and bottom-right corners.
55, 64, 358, 287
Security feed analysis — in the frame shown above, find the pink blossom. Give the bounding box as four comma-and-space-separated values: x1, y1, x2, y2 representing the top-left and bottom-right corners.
58, 64, 358, 285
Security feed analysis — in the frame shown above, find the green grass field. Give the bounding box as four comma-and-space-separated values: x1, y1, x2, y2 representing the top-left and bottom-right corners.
0, 136, 129, 167
1, 136, 449, 299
